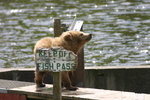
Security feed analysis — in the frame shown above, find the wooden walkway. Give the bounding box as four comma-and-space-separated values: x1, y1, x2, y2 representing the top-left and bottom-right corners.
0, 79, 150, 100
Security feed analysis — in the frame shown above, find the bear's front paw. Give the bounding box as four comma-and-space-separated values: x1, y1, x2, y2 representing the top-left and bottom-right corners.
36, 83, 46, 87
67, 87, 78, 91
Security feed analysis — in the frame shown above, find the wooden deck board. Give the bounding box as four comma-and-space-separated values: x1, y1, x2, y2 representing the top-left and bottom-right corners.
8, 84, 150, 100
0, 79, 150, 100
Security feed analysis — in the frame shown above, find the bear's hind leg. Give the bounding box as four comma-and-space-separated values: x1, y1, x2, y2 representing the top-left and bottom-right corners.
34, 71, 46, 87
62, 71, 78, 91
69, 71, 74, 84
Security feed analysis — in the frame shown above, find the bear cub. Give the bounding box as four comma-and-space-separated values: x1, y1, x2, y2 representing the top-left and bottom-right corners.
34, 31, 92, 90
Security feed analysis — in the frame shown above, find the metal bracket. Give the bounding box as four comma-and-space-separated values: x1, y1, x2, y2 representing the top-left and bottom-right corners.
68, 21, 84, 31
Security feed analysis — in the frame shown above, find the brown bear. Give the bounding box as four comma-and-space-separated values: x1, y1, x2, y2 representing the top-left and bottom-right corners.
34, 31, 92, 90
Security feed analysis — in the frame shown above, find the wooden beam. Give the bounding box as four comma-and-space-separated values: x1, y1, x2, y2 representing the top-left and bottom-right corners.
53, 19, 62, 100
54, 19, 62, 37
69, 21, 84, 87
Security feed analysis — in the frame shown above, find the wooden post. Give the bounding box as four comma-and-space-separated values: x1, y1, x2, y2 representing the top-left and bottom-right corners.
75, 25, 84, 87
54, 19, 62, 37
73, 48, 84, 86
53, 19, 62, 100
69, 21, 85, 87
52, 72, 61, 100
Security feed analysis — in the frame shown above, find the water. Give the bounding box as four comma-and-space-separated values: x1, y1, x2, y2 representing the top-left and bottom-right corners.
0, 0, 150, 68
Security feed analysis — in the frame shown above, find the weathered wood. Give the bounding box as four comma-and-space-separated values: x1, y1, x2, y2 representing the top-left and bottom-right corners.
53, 19, 62, 100
54, 19, 62, 37
69, 20, 84, 87
2, 66, 150, 94
52, 72, 61, 100
3, 82, 149, 100
73, 48, 84, 86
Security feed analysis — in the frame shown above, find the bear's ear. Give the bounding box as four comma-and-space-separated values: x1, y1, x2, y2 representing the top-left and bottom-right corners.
64, 34, 72, 41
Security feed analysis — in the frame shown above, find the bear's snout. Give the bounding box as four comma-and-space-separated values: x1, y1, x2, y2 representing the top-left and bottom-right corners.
86, 33, 92, 41
89, 33, 92, 38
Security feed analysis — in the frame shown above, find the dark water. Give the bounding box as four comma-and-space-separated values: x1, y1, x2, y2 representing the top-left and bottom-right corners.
0, 0, 150, 68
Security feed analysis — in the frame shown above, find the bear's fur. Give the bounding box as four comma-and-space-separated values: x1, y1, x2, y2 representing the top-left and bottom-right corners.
34, 31, 92, 90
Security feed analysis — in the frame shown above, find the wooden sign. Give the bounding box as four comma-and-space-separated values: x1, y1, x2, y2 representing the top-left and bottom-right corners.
35, 47, 77, 72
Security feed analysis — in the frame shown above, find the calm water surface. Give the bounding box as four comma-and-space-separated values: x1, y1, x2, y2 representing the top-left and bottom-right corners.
0, 0, 150, 68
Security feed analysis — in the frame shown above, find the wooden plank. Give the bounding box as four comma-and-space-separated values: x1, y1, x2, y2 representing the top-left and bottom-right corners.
0, 79, 149, 100
6, 84, 150, 100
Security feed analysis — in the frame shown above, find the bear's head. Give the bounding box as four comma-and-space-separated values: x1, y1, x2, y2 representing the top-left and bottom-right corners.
60, 31, 92, 54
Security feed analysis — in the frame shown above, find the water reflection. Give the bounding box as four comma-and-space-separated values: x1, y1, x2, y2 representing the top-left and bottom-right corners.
0, 0, 150, 68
